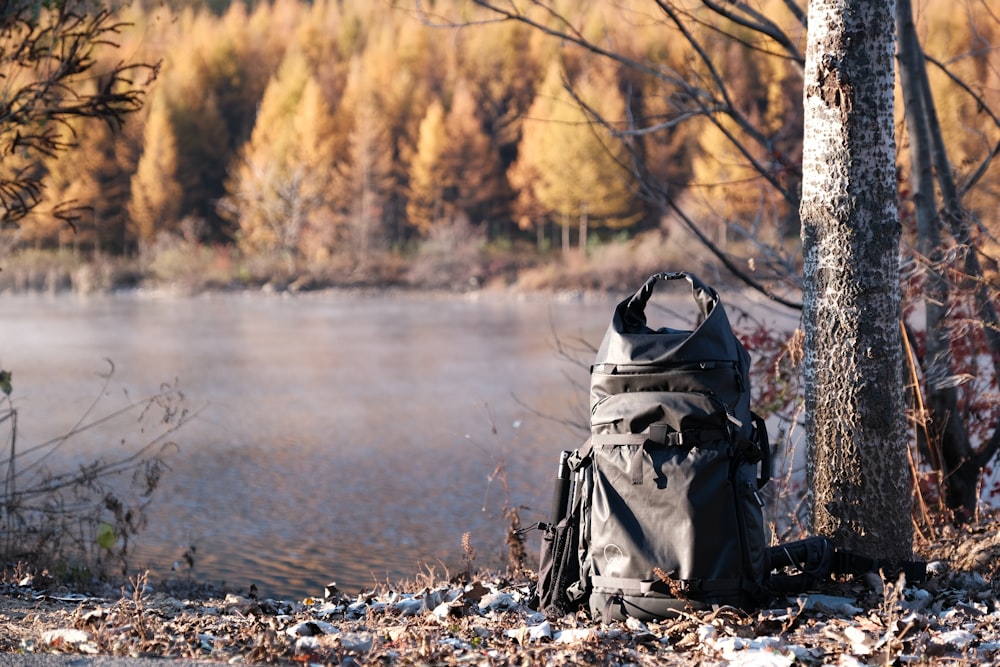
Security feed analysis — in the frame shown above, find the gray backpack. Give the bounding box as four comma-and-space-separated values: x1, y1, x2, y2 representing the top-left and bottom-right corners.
537, 271, 770, 621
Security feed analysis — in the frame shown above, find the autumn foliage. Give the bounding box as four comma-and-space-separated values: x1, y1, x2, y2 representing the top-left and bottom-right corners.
0, 0, 993, 290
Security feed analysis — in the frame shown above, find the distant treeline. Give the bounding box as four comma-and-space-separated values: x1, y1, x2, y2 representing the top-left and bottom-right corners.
5, 0, 998, 289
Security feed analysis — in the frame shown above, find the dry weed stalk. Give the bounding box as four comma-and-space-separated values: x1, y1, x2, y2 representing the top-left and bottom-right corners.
653, 567, 688, 600
461, 531, 477, 580
120, 571, 153, 641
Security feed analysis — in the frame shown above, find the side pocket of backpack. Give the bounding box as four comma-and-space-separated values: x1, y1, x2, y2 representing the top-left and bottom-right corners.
537, 514, 580, 616
536, 450, 592, 618
734, 474, 768, 600
732, 412, 770, 604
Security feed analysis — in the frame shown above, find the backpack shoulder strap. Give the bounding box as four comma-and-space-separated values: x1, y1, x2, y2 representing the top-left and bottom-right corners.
767, 536, 928, 593
833, 549, 928, 584
571, 437, 593, 469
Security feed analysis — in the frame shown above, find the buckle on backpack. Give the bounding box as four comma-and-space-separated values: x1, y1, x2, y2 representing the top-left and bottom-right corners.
648, 423, 670, 445
738, 435, 763, 464
680, 578, 703, 594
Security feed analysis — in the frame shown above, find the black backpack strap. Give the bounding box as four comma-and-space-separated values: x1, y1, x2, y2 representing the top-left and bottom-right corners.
573, 436, 593, 466
750, 412, 770, 488
767, 536, 928, 593
832, 550, 928, 584
767, 536, 836, 592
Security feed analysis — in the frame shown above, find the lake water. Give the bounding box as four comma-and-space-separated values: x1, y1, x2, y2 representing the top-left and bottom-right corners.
0, 287, 799, 600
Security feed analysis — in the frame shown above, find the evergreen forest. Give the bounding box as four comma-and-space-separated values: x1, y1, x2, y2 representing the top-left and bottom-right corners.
2, 0, 998, 293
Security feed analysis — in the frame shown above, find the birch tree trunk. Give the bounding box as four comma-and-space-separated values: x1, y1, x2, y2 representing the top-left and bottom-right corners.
801, 0, 912, 560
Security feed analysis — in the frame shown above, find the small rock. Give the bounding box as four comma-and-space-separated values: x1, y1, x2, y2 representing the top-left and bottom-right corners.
795, 594, 863, 616
554, 627, 598, 643
285, 620, 339, 637
42, 628, 92, 646
529, 621, 553, 641
926, 560, 948, 576
931, 629, 976, 650
339, 631, 375, 653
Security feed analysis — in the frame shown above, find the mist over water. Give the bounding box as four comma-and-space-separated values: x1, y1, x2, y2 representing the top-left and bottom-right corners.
0, 290, 616, 599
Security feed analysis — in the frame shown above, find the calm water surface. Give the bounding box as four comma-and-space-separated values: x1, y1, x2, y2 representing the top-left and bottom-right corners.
0, 287, 798, 600
0, 290, 621, 599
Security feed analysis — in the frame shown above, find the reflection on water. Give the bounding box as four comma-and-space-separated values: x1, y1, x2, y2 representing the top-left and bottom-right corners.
0, 287, 799, 600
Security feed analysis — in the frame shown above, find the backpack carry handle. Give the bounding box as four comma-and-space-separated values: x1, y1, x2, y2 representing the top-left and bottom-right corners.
621, 272, 718, 333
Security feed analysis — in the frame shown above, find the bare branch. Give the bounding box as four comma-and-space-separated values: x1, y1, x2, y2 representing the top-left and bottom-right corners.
700, 0, 805, 66
0, 2, 156, 226
650, 1, 800, 209
923, 53, 1000, 197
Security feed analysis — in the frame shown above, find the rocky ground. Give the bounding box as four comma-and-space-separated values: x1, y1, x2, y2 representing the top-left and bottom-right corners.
3, 514, 1000, 666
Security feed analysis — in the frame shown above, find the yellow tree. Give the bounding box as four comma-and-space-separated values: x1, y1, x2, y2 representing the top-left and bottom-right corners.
294, 78, 344, 264
365, 11, 443, 240
510, 60, 641, 253
161, 17, 235, 240
914, 0, 1000, 242
152, 2, 281, 243
686, 115, 762, 248
129, 92, 183, 246
693, 11, 802, 241
406, 79, 508, 238
16, 125, 72, 247
0, 1, 151, 237
441, 79, 509, 231
406, 98, 449, 235
333, 59, 396, 271
23, 94, 132, 255
457, 17, 538, 133
223, 49, 338, 269
632, 73, 696, 221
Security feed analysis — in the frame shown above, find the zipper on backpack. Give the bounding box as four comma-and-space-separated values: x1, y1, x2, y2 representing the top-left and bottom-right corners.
594, 362, 718, 375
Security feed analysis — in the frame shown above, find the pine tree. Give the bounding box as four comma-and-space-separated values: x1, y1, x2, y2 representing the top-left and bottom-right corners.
156, 3, 278, 243
406, 98, 450, 235
129, 93, 183, 245
223, 49, 338, 269
334, 77, 396, 270
293, 77, 343, 264
23, 97, 131, 255
442, 79, 509, 231
0, 1, 151, 234
510, 61, 641, 253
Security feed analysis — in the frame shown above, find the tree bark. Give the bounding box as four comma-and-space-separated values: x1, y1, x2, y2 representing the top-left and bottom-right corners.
800, 0, 912, 560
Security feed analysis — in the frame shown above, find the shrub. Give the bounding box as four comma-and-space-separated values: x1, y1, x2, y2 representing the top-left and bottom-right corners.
0, 363, 193, 583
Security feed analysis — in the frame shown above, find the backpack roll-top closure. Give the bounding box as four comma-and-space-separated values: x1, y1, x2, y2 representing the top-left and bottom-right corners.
599, 271, 746, 368
593, 272, 752, 425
